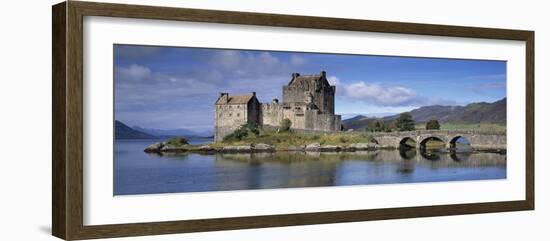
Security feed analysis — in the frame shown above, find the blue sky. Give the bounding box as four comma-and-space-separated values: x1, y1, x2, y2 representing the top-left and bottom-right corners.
114, 44, 506, 132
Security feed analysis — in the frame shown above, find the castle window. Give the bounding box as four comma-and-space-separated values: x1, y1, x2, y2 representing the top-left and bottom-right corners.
229, 113, 232, 117
237, 113, 240, 117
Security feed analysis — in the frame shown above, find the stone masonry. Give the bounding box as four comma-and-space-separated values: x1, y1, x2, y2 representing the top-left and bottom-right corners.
372, 130, 506, 150
215, 71, 342, 141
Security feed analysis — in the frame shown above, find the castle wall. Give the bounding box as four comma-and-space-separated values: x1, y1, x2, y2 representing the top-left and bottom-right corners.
215, 103, 248, 141
260, 108, 341, 132
282, 86, 306, 104
315, 86, 335, 115
309, 112, 341, 132
216, 104, 341, 141
260, 103, 283, 126
334, 115, 342, 131
305, 109, 314, 130
283, 104, 307, 130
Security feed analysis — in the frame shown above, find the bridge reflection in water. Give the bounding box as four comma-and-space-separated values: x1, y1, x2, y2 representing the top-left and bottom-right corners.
206, 149, 506, 192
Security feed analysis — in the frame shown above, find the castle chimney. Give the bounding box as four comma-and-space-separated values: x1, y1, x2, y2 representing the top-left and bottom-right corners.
292, 73, 300, 79
252, 92, 256, 96
219, 92, 229, 104
320, 70, 326, 78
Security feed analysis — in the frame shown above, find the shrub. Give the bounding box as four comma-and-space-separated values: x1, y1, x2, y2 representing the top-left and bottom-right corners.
280, 118, 292, 132
166, 137, 189, 146
223, 123, 260, 142
243, 123, 260, 136
426, 119, 440, 130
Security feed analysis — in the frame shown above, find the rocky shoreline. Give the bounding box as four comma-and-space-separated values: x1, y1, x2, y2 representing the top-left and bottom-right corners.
144, 141, 506, 155
144, 141, 382, 154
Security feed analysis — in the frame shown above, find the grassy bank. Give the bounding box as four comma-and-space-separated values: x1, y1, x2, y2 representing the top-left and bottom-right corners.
213, 129, 375, 148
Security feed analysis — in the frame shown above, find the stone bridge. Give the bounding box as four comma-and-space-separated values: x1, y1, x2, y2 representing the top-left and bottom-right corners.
371, 130, 506, 150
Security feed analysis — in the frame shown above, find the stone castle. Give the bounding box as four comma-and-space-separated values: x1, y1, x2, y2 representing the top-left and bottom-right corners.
215, 71, 342, 141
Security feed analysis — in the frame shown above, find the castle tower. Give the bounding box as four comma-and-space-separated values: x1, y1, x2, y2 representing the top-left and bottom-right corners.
282, 70, 335, 114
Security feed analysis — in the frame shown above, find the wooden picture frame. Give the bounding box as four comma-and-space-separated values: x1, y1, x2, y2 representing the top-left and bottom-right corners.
52, 1, 534, 240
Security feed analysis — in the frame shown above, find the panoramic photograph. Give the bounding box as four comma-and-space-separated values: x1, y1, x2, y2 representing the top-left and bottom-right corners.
113, 44, 507, 196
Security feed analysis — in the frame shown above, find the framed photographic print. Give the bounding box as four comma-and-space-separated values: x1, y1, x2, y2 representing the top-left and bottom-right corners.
52, 1, 534, 240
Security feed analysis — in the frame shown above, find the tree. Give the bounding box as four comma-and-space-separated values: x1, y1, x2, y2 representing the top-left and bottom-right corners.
280, 118, 292, 132
425, 119, 440, 130
395, 112, 415, 131
367, 119, 387, 132
384, 123, 393, 132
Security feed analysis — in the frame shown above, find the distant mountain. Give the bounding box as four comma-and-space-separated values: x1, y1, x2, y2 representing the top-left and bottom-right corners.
386, 105, 463, 123
341, 115, 376, 131
340, 112, 396, 120
342, 98, 506, 130
446, 98, 506, 123
132, 126, 213, 138
115, 120, 158, 139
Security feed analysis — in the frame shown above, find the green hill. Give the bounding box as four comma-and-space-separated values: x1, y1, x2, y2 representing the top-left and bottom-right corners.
343, 98, 506, 131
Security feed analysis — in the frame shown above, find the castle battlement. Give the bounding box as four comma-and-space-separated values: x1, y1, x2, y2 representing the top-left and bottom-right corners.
261, 103, 283, 109
214, 71, 342, 141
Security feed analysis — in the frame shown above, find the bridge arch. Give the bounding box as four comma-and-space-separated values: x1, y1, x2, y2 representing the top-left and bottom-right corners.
399, 136, 416, 149
449, 135, 471, 149
419, 136, 446, 150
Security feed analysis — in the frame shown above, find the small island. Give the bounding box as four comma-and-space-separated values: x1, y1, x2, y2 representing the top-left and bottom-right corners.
144, 127, 381, 154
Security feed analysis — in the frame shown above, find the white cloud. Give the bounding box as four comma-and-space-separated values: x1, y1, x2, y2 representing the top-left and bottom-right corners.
329, 75, 453, 107
344, 82, 418, 106
116, 64, 206, 85
211, 50, 283, 77
116, 64, 152, 81
214, 50, 242, 70
290, 55, 307, 66
327, 76, 341, 86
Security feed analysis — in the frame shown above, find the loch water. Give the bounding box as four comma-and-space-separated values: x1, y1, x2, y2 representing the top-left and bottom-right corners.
114, 139, 506, 195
